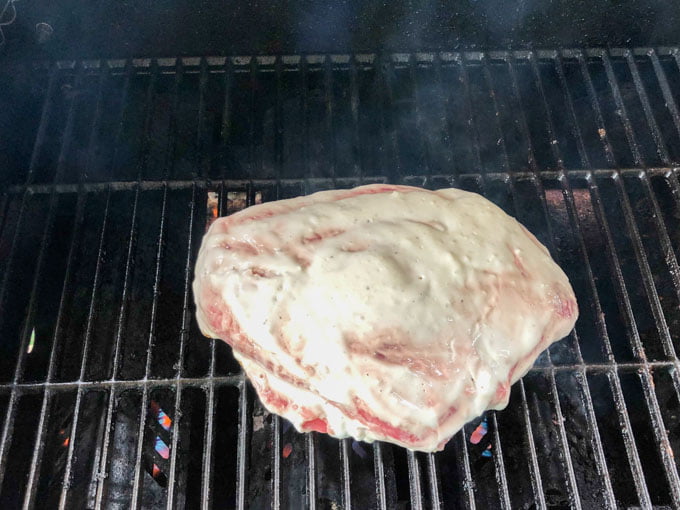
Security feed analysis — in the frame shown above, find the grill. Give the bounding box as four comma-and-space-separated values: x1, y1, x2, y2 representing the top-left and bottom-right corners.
1, 47, 680, 509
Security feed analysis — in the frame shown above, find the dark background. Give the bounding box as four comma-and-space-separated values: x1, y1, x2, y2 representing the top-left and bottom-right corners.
1, 0, 680, 60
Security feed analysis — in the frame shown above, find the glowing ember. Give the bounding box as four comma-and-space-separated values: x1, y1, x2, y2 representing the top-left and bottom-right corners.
149, 401, 173, 431
27, 328, 36, 354
470, 419, 488, 445
157, 409, 172, 431
62, 437, 70, 447
154, 437, 170, 459
152, 464, 161, 478
282, 443, 293, 459
482, 444, 492, 458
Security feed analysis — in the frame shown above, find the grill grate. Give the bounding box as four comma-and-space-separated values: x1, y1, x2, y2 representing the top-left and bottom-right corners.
1, 48, 680, 508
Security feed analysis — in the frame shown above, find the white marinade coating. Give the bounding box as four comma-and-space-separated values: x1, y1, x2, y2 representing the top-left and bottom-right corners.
193, 184, 578, 452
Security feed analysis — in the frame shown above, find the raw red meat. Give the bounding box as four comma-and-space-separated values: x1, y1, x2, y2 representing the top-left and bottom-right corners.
193, 184, 578, 451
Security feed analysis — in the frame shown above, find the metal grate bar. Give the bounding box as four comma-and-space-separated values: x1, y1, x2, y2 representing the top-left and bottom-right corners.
576, 52, 617, 166
7, 168, 677, 196
0, 64, 82, 492
406, 450, 423, 510
506, 57, 539, 171
584, 176, 657, 506
373, 442, 388, 510
553, 54, 591, 168
648, 49, 680, 142
94, 186, 141, 509
301, 56, 311, 183
348, 55, 363, 183
590, 177, 680, 501
517, 379, 547, 509
614, 176, 677, 357
487, 64, 550, 507
623, 52, 671, 165
598, 51, 644, 166
196, 58, 209, 178
543, 177, 618, 506
166, 184, 198, 509
324, 56, 337, 185
432, 54, 457, 174
489, 413, 511, 510
638, 173, 680, 299
408, 54, 432, 177
480, 54, 510, 172
236, 380, 249, 510
528, 52, 564, 170
456, 429, 476, 508
58, 189, 112, 509
201, 381, 216, 509
425, 454, 442, 509
524, 177, 582, 508
379, 54, 400, 181
306, 433, 317, 510
456, 55, 483, 173
340, 438, 352, 510
129, 185, 169, 509
272, 415, 282, 509
22, 192, 87, 509
219, 58, 233, 181
274, 56, 284, 196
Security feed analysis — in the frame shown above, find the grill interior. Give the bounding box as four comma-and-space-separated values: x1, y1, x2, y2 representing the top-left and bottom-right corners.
0, 48, 680, 508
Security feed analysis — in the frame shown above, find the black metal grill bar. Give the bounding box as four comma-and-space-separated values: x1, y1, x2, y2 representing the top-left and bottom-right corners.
4, 168, 677, 195
129, 185, 169, 509
23, 192, 87, 509
372, 442, 388, 510
0, 62, 82, 496
504, 61, 587, 506
489, 413, 512, 509
455, 429, 476, 508
406, 450, 423, 510
648, 49, 680, 142
517, 379, 548, 509
166, 184, 197, 510
622, 51, 671, 165
58, 189, 112, 509
340, 438, 352, 510
457, 55, 483, 174
598, 50, 644, 166
2, 48, 680, 508
507, 56, 540, 171
480, 59, 549, 508
554, 55, 591, 168
575, 51, 618, 167
536, 177, 618, 507
585, 177, 659, 506
1, 362, 677, 392
272, 415, 282, 509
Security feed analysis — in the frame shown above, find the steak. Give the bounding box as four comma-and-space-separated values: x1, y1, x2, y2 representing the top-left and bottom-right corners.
193, 184, 578, 452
